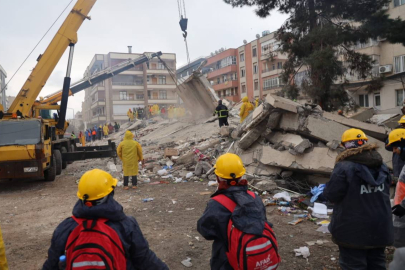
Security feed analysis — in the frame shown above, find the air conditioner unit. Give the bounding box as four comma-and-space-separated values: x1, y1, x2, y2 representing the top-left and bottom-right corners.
379, 65, 393, 74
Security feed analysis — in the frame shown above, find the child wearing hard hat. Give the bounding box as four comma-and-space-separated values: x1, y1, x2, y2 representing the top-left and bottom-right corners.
323, 128, 393, 269
42, 169, 167, 269
197, 153, 280, 270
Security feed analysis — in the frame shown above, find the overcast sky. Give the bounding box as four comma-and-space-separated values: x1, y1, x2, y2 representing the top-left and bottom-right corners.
0, 0, 288, 119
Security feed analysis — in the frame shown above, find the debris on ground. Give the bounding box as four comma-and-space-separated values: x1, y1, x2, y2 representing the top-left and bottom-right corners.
294, 246, 310, 258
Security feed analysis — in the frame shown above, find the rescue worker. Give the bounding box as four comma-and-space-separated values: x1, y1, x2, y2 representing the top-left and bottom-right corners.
213, 100, 229, 127
255, 97, 259, 108
114, 122, 120, 132
239, 96, 254, 123
161, 106, 166, 119
0, 225, 8, 270
98, 125, 103, 140
127, 109, 134, 122
386, 129, 405, 247
323, 128, 393, 269
103, 124, 109, 139
197, 153, 274, 270
71, 131, 76, 139
386, 116, 405, 182
42, 169, 168, 269
117, 131, 144, 190
91, 128, 96, 141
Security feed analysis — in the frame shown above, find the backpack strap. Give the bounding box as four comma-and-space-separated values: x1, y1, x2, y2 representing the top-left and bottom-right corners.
71, 216, 108, 230
212, 191, 256, 213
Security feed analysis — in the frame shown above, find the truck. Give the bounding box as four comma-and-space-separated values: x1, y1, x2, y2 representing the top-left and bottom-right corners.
0, 0, 161, 181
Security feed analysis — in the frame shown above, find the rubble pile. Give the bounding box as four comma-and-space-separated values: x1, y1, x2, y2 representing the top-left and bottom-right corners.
227, 94, 392, 193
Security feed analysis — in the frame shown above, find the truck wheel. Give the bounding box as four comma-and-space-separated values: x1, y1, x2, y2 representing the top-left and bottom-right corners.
61, 147, 68, 169
54, 149, 62, 175
44, 155, 56, 182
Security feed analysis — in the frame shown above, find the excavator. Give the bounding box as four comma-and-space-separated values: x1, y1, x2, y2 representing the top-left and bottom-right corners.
0, 0, 161, 181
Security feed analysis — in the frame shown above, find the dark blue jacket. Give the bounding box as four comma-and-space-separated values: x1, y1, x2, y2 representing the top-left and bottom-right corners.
42, 195, 168, 270
385, 138, 405, 177
323, 145, 394, 249
197, 186, 271, 270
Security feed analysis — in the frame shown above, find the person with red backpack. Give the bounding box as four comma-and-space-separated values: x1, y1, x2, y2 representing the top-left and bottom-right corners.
197, 153, 280, 270
42, 169, 168, 270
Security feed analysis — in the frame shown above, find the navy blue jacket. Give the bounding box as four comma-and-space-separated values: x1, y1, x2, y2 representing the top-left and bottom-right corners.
323, 146, 394, 248
42, 195, 168, 270
197, 186, 270, 270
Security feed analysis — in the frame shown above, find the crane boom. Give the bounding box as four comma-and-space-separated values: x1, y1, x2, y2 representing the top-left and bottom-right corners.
8, 0, 97, 117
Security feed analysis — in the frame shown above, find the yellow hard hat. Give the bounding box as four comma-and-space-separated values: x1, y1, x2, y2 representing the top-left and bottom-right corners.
77, 169, 118, 201
341, 128, 368, 143
215, 153, 246, 179
387, 129, 405, 146
242, 96, 249, 102
398, 116, 405, 124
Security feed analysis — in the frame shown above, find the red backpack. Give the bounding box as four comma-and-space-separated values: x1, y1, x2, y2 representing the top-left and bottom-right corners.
212, 191, 281, 270
65, 216, 127, 270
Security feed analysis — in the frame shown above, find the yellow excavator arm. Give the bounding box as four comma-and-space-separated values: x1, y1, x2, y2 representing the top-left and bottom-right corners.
7, 0, 97, 117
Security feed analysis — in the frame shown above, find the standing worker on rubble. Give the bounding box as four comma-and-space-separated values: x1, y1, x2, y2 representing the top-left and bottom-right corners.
0, 225, 8, 270
117, 131, 144, 190
213, 99, 229, 127
114, 122, 120, 133
323, 128, 393, 270
385, 129, 405, 248
127, 108, 134, 122
239, 96, 254, 123
255, 97, 259, 108
103, 124, 109, 139
42, 169, 168, 269
386, 116, 405, 187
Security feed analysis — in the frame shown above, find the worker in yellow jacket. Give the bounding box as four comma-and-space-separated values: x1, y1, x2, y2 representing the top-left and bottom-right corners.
127, 109, 134, 122
117, 131, 144, 190
239, 96, 254, 123
255, 98, 259, 108
0, 225, 8, 270
103, 124, 109, 138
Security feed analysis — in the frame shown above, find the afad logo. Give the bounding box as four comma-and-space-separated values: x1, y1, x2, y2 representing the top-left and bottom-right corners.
254, 254, 278, 270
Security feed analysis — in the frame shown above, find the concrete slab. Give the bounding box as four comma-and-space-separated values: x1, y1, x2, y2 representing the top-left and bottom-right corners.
246, 163, 282, 176
254, 180, 278, 191
323, 112, 388, 141
267, 132, 305, 147
259, 146, 338, 175
238, 124, 266, 150
219, 126, 230, 137
265, 94, 301, 113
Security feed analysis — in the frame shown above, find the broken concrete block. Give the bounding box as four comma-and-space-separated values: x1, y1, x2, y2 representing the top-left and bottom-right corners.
238, 125, 266, 150
231, 129, 239, 139
326, 140, 341, 150
195, 161, 212, 176
267, 132, 305, 148
176, 139, 221, 165
279, 112, 302, 131
266, 94, 301, 113
219, 126, 230, 137
260, 146, 338, 175
267, 110, 283, 129
245, 103, 273, 131
254, 179, 278, 191
246, 163, 281, 176
164, 148, 180, 157
294, 139, 312, 154
323, 112, 388, 141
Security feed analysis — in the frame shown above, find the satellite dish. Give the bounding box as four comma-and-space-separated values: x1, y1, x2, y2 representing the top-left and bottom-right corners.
215, 50, 218, 54
256, 34, 260, 39
243, 40, 247, 44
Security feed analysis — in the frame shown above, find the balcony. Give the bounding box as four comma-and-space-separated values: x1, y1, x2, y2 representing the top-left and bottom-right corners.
212, 80, 238, 91
260, 51, 288, 61
91, 99, 106, 109
261, 68, 283, 78
112, 82, 143, 86
147, 83, 177, 89
148, 99, 178, 104
91, 115, 106, 123
206, 65, 237, 80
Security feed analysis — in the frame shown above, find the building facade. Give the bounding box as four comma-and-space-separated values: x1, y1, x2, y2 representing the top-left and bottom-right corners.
203, 31, 287, 102
82, 51, 177, 125
344, 2, 405, 113
0, 65, 7, 109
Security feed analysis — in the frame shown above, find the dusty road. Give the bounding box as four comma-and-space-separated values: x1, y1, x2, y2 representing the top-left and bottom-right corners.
1, 159, 342, 270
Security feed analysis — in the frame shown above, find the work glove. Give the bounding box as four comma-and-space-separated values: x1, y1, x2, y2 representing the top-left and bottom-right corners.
392, 204, 405, 218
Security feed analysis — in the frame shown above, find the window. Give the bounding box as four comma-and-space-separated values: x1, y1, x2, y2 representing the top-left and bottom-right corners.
263, 77, 280, 89
136, 93, 144, 100
396, 90, 404, 106
217, 78, 221, 84
158, 62, 165, 70
240, 53, 245, 62
277, 62, 283, 69
254, 80, 259, 91
252, 47, 257, 57
272, 64, 276, 70
394, 55, 405, 73
253, 64, 258, 74
158, 75, 166, 85
374, 93, 381, 108
394, 0, 405, 7
119, 91, 127, 100
159, 90, 167, 100
241, 69, 246, 78
231, 73, 238, 80
359, 94, 369, 107
242, 84, 246, 93
223, 75, 228, 82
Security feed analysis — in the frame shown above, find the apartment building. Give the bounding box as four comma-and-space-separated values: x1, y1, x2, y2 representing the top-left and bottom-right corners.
203, 49, 239, 102
344, 1, 405, 113
82, 51, 177, 125
0, 65, 7, 109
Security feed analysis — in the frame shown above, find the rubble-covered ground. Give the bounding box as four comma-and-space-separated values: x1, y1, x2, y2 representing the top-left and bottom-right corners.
0, 95, 396, 269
